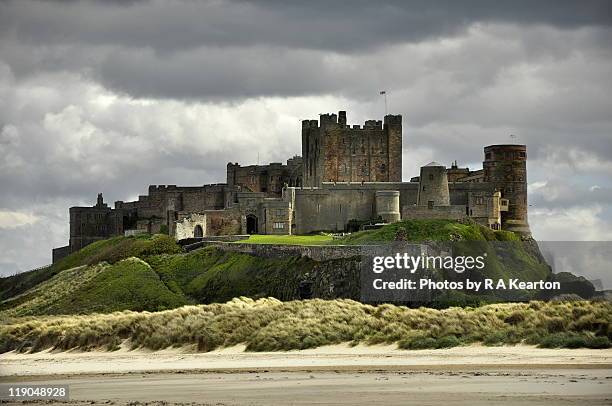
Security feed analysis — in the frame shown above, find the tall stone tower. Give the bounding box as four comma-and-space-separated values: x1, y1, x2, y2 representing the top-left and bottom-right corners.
417, 162, 450, 207
483, 144, 530, 234
302, 111, 402, 187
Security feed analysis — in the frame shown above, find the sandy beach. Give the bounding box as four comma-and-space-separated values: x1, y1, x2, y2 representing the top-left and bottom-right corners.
1, 345, 611, 405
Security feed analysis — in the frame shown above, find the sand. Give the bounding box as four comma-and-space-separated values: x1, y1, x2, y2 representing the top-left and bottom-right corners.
1, 345, 611, 405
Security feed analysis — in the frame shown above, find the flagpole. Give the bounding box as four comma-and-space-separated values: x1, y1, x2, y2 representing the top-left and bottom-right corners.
384, 93, 388, 116
380, 90, 388, 115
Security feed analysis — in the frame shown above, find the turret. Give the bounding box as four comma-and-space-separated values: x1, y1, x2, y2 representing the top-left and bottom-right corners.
483, 144, 530, 235
417, 162, 450, 207
384, 114, 402, 182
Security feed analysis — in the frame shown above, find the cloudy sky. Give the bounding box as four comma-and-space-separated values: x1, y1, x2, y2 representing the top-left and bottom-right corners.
0, 0, 611, 276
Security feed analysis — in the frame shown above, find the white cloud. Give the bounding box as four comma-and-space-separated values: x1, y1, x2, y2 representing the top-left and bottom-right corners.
529, 205, 612, 241
0, 210, 39, 229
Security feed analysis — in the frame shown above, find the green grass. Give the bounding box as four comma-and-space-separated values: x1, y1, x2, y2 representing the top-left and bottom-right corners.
1, 246, 321, 315
0, 219, 558, 315
0, 258, 187, 317
0, 234, 181, 301
336, 219, 499, 244
1, 298, 609, 353
148, 248, 316, 304
236, 234, 334, 245
234, 220, 521, 246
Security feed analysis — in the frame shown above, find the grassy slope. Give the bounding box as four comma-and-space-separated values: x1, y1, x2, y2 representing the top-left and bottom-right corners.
336, 219, 517, 244
338, 220, 551, 299
1, 298, 609, 353
0, 220, 552, 315
147, 249, 315, 304
1, 258, 187, 317
0, 234, 181, 301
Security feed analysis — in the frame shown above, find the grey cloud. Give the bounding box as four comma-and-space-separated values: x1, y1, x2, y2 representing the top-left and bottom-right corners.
1, 1, 610, 53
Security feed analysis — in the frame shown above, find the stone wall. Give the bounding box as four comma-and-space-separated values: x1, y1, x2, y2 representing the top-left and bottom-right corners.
193, 241, 365, 261
175, 213, 207, 240
402, 205, 467, 221
204, 209, 241, 236
52, 245, 70, 263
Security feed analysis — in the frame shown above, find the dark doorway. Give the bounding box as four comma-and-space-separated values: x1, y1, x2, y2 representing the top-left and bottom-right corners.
299, 281, 313, 299
194, 225, 204, 238
246, 215, 258, 234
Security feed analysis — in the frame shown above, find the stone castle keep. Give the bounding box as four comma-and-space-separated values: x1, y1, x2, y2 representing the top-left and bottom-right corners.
52, 111, 530, 262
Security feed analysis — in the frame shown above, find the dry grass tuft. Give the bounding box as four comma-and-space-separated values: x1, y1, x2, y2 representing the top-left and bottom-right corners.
1, 298, 610, 353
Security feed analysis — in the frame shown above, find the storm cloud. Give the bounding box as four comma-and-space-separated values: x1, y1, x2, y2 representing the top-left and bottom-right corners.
0, 0, 611, 276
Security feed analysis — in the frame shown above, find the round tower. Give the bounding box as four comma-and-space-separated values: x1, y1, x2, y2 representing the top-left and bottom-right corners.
483, 144, 529, 234
417, 162, 450, 207
375, 190, 400, 223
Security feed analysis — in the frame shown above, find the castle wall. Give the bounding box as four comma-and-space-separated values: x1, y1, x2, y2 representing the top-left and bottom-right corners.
292, 180, 504, 234
294, 182, 419, 234
68, 201, 121, 252
227, 157, 303, 197
204, 209, 242, 236
402, 205, 466, 221
52, 245, 70, 263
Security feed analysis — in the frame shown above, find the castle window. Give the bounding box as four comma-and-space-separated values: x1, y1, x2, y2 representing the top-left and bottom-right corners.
380, 163, 386, 173
429, 174, 434, 181
427, 201, 434, 209
519, 151, 526, 158
485, 152, 492, 160
273, 222, 285, 230
422, 186, 426, 191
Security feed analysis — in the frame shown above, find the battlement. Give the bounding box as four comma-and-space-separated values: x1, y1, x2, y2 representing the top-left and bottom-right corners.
302, 111, 396, 131
484, 144, 527, 161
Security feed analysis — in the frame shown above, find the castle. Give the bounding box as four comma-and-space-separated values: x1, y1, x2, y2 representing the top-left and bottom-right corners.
52, 111, 530, 262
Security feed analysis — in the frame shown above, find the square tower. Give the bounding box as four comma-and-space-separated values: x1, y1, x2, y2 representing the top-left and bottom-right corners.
302, 111, 402, 187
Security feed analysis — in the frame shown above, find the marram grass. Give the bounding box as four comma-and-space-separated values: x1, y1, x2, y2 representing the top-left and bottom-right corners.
1, 298, 610, 353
